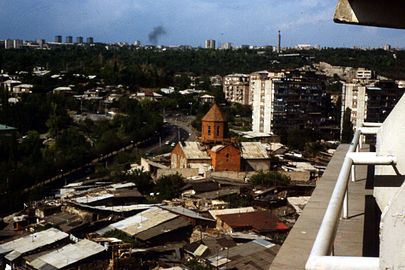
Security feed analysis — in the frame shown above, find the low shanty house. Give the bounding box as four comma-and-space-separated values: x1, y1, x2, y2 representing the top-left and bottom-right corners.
205, 239, 280, 270
132, 90, 163, 101
215, 210, 289, 234
181, 180, 220, 197
12, 84, 33, 94
171, 142, 211, 173
0, 228, 69, 269
209, 207, 256, 220
1, 80, 21, 91
199, 94, 215, 104
184, 235, 236, 261
97, 207, 192, 246
53, 86, 74, 95
252, 187, 288, 207
24, 239, 107, 270
65, 182, 145, 206
241, 142, 271, 171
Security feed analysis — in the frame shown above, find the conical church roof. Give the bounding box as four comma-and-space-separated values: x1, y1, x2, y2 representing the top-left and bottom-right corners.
201, 104, 225, 122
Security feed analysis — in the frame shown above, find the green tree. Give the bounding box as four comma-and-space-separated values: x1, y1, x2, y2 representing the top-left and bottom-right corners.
154, 173, 185, 200
249, 170, 291, 187
124, 169, 154, 194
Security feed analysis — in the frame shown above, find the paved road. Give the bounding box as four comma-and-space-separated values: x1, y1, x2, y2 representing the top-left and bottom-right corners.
166, 115, 198, 141
23, 117, 198, 193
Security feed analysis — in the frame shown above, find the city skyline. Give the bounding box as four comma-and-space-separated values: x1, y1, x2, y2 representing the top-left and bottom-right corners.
1, 1, 405, 48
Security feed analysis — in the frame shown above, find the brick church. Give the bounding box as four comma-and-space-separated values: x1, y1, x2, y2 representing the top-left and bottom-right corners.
171, 104, 270, 173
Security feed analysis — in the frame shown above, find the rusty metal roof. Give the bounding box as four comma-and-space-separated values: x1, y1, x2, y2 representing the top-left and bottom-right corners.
216, 211, 289, 233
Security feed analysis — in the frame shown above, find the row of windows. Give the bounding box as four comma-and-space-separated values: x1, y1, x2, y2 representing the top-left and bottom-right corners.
207, 125, 221, 136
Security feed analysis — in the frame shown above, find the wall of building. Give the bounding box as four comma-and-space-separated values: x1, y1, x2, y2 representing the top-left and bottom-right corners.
341, 83, 367, 129
156, 168, 199, 179
207, 171, 257, 182
171, 144, 187, 169
223, 74, 250, 105
201, 121, 224, 143
210, 145, 240, 172
251, 72, 274, 134
243, 159, 270, 172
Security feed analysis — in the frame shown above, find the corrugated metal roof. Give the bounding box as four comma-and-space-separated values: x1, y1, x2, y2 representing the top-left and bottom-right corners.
209, 240, 280, 270
181, 142, 211, 160
0, 228, 68, 261
74, 192, 114, 204
160, 205, 215, 221
29, 239, 105, 270
135, 216, 190, 241
71, 202, 155, 213
241, 142, 270, 159
97, 207, 178, 236
193, 244, 208, 257
209, 207, 255, 219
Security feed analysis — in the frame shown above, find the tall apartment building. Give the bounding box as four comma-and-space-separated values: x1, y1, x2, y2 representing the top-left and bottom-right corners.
86, 37, 94, 44
223, 74, 250, 106
76, 36, 83, 44
251, 70, 327, 135
4, 39, 13, 49
65, 36, 73, 44
221, 42, 232, 50
251, 71, 279, 134
341, 80, 405, 131
54, 35, 62, 43
341, 82, 367, 129
204, 39, 216, 49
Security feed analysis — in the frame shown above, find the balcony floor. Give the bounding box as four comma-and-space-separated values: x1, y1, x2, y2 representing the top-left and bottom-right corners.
271, 144, 371, 269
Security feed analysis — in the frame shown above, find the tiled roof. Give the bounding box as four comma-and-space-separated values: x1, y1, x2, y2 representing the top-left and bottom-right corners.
202, 104, 225, 122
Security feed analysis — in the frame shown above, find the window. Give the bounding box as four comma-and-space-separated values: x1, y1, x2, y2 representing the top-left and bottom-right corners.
226, 153, 230, 162
208, 125, 211, 135
216, 126, 220, 136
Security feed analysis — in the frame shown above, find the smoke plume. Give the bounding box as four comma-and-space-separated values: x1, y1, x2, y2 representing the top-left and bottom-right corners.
148, 25, 166, 45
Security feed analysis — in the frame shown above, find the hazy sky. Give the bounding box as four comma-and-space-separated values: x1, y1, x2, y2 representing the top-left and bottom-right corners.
1, 0, 405, 48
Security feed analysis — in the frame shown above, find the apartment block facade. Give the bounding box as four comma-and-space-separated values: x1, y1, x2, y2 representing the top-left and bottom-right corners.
251, 70, 326, 135
223, 74, 250, 105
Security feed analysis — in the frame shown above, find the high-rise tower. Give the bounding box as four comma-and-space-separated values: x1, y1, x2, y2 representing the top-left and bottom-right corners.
277, 30, 281, 53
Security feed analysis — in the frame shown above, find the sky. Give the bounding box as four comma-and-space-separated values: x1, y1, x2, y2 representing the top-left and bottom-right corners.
1, 0, 405, 48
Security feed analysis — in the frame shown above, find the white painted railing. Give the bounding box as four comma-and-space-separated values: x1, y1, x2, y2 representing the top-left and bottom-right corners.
306, 124, 397, 270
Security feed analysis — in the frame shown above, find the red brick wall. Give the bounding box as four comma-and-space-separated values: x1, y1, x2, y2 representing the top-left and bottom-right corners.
201, 120, 224, 143
210, 145, 240, 172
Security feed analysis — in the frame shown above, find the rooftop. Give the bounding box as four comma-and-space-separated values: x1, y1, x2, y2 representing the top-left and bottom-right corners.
180, 142, 211, 160
241, 142, 270, 159
97, 207, 178, 236
29, 239, 105, 270
0, 228, 69, 261
201, 103, 225, 122
216, 210, 289, 233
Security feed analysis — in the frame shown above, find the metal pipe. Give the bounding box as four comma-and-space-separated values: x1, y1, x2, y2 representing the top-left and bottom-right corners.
359, 127, 380, 135
363, 122, 383, 127
342, 187, 349, 219
351, 164, 356, 182
347, 152, 397, 165
306, 256, 379, 270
